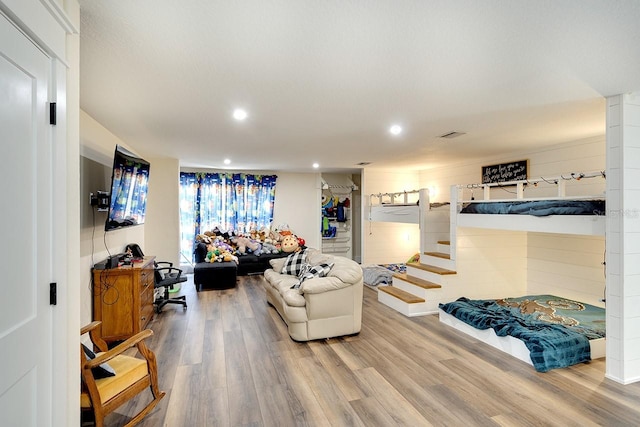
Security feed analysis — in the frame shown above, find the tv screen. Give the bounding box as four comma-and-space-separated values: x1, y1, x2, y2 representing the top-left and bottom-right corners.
105, 145, 151, 231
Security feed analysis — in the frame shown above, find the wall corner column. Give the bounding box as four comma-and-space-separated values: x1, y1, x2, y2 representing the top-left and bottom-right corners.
605, 91, 640, 384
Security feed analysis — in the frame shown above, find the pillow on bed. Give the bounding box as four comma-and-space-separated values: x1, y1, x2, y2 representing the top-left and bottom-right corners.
281, 250, 307, 276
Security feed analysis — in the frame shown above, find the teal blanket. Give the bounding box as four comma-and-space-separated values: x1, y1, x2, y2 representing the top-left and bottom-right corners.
439, 295, 605, 372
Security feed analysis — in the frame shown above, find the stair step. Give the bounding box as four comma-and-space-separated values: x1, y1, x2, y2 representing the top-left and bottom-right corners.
423, 251, 450, 260
437, 240, 450, 245
393, 273, 441, 289
378, 286, 425, 304
407, 262, 456, 275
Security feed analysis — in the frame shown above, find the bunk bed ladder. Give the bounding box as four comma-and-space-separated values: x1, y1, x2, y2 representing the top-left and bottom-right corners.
377, 188, 457, 317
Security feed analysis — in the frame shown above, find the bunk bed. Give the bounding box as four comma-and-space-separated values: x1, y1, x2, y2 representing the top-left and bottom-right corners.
368, 189, 424, 223
451, 171, 606, 236
440, 171, 607, 371
368, 188, 450, 221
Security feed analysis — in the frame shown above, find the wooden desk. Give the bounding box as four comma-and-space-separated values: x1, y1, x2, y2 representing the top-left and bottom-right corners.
92, 256, 155, 343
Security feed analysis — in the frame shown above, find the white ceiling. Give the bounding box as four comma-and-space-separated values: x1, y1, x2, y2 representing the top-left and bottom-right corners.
79, 1, 640, 173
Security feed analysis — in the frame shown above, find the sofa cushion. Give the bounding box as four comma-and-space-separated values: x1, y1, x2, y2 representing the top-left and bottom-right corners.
300, 275, 352, 294
305, 248, 332, 266
264, 268, 300, 293
281, 250, 308, 275
269, 257, 287, 273
325, 255, 363, 284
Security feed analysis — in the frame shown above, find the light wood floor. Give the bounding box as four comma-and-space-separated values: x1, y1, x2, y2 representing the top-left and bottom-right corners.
106, 274, 640, 427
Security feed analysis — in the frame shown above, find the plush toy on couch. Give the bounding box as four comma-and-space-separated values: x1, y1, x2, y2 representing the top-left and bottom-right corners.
231, 235, 263, 256
205, 237, 238, 263
281, 234, 301, 253
261, 241, 279, 254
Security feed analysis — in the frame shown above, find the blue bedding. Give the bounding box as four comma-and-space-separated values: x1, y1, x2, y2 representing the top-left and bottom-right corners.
439, 295, 606, 372
460, 199, 605, 216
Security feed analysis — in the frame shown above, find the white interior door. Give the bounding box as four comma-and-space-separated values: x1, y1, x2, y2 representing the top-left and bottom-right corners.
0, 13, 53, 427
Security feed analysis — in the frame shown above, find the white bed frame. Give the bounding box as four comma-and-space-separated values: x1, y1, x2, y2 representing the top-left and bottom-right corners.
450, 171, 606, 236
368, 188, 451, 255
440, 171, 607, 367
368, 188, 426, 224
439, 310, 606, 365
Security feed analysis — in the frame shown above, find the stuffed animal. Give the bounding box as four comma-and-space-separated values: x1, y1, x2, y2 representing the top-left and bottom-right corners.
211, 226, 231, 240
230, 235, 261, 255
281, 234, 300, 253
196, 233, 212, 244
268, 229, 282, 243
230, 236, 248, 255
248, 239, 263, 256
261, 241, 279, 254
204, 236, 239, 263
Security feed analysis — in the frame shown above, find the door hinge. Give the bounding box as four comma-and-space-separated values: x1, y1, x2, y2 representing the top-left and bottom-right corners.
49, 102, 56, 126
50, 282, 57, 305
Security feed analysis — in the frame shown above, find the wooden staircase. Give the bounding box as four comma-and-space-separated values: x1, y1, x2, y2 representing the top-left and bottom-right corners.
377, 215, 456, 317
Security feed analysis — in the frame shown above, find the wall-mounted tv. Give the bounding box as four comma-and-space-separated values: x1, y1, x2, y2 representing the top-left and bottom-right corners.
105, 145, 151, 232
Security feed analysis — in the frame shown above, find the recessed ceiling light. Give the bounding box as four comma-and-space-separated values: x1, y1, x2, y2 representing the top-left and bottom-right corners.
389, 124, 402, 136
233, 108, 248, 121
223, 158, 231, 165
312, 163, 319, 169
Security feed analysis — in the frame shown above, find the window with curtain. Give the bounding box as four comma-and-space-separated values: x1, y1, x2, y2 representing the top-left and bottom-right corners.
179, 172, 277, 262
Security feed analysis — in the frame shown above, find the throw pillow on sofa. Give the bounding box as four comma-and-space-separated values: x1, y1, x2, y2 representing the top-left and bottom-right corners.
281, 250, 307, 275
291, 262, 334, 289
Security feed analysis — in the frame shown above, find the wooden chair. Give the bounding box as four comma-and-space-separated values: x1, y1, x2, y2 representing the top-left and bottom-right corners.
81, 321, 165, 427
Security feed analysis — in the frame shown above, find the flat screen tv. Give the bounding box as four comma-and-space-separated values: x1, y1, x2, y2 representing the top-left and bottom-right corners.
105, 145, 151, 231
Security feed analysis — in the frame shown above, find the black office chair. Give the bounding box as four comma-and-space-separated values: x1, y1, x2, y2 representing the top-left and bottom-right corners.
153, 262, 187, 313
125, 244, 187, 313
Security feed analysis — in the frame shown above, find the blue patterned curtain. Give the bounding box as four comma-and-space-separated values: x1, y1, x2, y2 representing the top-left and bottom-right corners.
179, 172, 277, 262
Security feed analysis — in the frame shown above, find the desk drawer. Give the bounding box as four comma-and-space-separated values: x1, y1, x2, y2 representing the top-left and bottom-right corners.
140, 268, 154, 289
140, 286, 154, 329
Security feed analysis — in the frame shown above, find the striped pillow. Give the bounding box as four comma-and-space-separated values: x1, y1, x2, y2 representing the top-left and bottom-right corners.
291, 262, 334, 289
281, 250, 307, 276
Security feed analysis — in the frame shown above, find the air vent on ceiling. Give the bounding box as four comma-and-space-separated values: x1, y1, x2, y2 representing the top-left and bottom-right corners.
439, 131, 466, 139
356, 162, 371, 166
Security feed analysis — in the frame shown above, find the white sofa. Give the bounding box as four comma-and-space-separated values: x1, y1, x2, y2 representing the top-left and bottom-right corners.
263, 248, 363, 341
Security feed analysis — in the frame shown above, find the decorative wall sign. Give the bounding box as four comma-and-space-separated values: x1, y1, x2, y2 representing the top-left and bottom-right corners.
482, 160, 528, 184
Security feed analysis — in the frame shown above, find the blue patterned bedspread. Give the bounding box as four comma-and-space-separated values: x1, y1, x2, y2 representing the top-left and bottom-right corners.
460, 199, 605, 216
439, 295, 606, 372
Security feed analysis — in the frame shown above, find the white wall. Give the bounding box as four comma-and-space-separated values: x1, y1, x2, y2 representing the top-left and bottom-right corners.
271, 172, 321, 250
527, 233, 605, 307
605, 92, 640, 383
422, 136, 605, 203
361, 168, 421, 265
144, 156, 180, 266
451, 228, 527, 301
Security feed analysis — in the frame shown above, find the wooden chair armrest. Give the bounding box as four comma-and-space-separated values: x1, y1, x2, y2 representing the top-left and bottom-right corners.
84, 329, 154, 368
81, 321, 109, 353
80, 321, 102, 336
